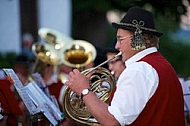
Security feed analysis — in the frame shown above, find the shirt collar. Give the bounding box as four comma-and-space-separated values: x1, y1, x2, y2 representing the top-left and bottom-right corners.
125, 47, 158, 67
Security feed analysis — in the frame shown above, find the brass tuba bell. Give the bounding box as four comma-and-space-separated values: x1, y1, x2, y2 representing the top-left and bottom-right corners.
60, 40, 97, 69
32, 42, 63, 65
38, 27, 73, 49
31, 28, 73, 78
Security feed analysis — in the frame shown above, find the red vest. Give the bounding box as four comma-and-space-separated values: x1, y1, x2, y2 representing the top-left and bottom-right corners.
129, 52, 185, 126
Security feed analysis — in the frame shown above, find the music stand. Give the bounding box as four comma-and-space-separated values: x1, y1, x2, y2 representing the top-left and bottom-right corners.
3, 68, 64, 126
180, 78, 190, 124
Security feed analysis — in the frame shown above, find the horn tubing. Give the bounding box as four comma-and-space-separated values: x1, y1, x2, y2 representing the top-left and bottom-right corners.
87, 52, 122, 74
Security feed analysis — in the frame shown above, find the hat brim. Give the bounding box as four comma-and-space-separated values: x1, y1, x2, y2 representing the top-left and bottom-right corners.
112, 23, 163, 37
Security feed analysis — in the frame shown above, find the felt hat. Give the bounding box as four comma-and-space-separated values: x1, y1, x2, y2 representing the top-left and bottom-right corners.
14, 54, 30, 66
105, 38, 119, 54
112, 7, 163, 37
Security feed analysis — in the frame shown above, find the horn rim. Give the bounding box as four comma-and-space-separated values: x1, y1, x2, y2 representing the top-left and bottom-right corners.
60, 40, 97, 68
38, 27, 73, 48
32, 42, 63, 65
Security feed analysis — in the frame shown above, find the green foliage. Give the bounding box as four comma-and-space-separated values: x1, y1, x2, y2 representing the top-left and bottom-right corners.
72, 0, 112, 12
0, 52, 17, 69
159, 36, 190, 78
73, 0, 186, 20
153, 12, 190, 77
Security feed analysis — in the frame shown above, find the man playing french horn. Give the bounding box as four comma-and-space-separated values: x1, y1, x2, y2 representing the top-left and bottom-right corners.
65, 7, 185, 126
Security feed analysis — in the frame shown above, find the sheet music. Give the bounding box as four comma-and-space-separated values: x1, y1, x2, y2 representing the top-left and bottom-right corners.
26, 82, 64, 125
32, 72, 60, 108
50, 95, 60, 109
32, 72, 52, 99
3, 69, 38, 115
0, 69, 5, 79
3, 69, 64, 125
0, 103, 3, 120
182, 80, 190, 118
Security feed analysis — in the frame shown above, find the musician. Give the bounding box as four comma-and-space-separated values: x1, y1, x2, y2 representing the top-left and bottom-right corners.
65, 7, 185, 125
13, 54, 39, 125
13, 54, 30, 85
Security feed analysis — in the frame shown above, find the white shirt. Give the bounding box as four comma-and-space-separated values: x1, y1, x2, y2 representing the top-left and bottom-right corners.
108, 47, 159, 125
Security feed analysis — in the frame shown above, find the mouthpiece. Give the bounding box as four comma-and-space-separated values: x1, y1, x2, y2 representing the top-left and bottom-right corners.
115, 52, 122, 57
111, 71, 114, 75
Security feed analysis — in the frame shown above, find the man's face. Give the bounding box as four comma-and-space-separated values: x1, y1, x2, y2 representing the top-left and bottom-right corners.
115, 29, 137, 62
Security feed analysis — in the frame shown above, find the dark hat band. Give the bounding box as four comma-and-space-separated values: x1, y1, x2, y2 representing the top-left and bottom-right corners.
118, 21, 157, 33
112, 22, 163, 37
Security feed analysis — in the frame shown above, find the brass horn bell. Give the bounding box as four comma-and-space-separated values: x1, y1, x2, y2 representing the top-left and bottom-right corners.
38, 28, 73, 50
32, 42, 63, 65
60, 40, 97, 69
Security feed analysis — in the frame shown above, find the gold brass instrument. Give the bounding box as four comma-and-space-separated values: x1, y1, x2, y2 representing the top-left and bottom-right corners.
31, 42, 64, 75
38, 28, 73, 49
32, 42, 63, 65
37, 28, 73, 82
31, 28, 73, 81
60, 40, 97, 69
62, 52, 122, 126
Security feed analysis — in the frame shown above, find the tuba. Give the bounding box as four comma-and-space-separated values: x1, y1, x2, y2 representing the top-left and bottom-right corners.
61, 40, 122, 125
32, 42, 63, 65
60, 40, 97, 70
38, 27, 73, 49
31, 28, 73, 78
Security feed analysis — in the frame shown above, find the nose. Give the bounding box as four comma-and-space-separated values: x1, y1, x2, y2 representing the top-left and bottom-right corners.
115, 42, 120, 50
108, 64, 114, 71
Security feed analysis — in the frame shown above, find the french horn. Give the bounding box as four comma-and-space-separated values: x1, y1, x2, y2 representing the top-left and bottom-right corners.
62, 51, 122, 126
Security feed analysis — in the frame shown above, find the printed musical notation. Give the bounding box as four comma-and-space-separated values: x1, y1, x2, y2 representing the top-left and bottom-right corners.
3, 69, 38, 115
32, 73, 60, 109
3, 69, 64, 126
32, 73, 52, 99
26, 82, 64, 125
0, 103, 3, 120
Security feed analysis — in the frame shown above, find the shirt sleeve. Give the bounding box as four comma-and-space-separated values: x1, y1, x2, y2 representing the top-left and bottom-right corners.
108, 61, 158, 125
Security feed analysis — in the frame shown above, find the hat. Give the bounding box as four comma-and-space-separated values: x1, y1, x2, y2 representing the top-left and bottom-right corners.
112, 7, 163, 37
105, 38, 119, 53
14, 54, 29, 65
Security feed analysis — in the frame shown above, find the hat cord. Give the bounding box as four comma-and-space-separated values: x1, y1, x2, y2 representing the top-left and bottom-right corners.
118, 21, 156, 32
131, 20, 146, 50
132, 20, 145, 28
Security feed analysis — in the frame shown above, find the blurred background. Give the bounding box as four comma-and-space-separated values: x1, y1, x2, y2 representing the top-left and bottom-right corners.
0, 0, 190, 78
